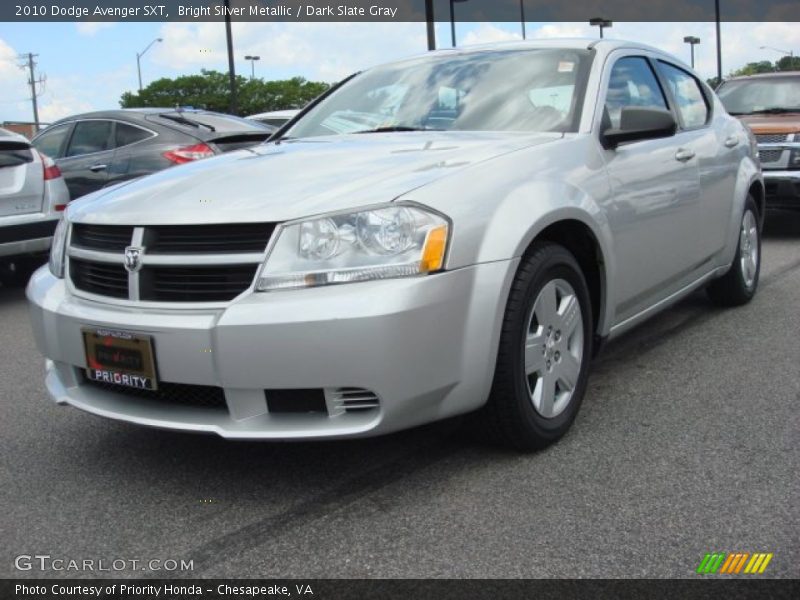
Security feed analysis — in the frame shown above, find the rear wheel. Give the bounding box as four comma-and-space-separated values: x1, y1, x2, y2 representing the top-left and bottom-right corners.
479, 242, 593, 451
707, 195, 761, 307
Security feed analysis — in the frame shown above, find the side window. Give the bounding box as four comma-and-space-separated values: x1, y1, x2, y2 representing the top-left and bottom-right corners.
604, 57, 668, 129
114, 123, 153, 148
657, 61, 709, 128
64, 120, 113, 157
32, 123, 71, 158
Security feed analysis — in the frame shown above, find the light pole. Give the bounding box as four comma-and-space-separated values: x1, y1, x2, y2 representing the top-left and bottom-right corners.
589, 18, 612, 39
760, 46, 794, 70
520, 0, 526, 40
136, 38, 162, 91
715, 0, 722, 83
684, 36, 700, 69
449, 0, 469, 48
244, 55, 260, 80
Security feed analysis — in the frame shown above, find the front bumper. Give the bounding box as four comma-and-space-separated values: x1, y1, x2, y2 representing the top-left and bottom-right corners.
27, 261, 516, 439
763, 170, 800, 210
0, 214, 59, 258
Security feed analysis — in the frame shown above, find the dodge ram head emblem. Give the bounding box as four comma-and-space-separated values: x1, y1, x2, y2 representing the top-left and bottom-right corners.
124, 246, 144, 273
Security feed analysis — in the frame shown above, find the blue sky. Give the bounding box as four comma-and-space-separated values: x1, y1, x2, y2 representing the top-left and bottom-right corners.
1, 21, 797, 123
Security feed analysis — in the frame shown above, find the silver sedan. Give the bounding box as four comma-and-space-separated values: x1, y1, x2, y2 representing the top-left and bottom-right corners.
27, 40, 762, 449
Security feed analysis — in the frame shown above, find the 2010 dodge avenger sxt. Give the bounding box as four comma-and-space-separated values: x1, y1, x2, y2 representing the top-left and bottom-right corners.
27, 40, 763, 449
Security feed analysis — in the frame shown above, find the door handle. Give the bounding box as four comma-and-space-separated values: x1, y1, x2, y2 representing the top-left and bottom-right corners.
724, 135, 739, 148
88, 164, 107, 172
675, 149, 696, 162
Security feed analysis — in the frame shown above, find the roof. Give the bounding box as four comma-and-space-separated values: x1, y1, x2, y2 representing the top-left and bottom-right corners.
45, 107, 233, 125
379, 38, 693, 73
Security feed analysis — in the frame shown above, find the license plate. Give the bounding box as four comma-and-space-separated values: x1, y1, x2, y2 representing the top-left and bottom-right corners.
82, 328, 158, 391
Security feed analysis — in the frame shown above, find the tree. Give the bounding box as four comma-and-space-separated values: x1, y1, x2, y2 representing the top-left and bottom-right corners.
120, 70, 330, 116
727, 61, 777, 77
776, 55, 800, 72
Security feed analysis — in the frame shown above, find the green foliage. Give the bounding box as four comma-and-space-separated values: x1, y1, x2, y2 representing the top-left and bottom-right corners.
728, 61, 778, 77
776, 55, 800, 72
120, 70, 330, 116
727, 57, 800, 79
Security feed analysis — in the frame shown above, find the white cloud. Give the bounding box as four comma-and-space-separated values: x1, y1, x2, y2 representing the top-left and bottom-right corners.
151, 22, 430, 82
75, 22, 116, 36
0, 38, 35, 124
461, 23, 521, 46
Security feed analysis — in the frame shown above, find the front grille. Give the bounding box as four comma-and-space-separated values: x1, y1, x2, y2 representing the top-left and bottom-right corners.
70, 258, 128, 299
147, 223, 275, 254
756, 133, 789, 144
71, 224, 135, 252
68, 222, 274, 303
758, 149, 783, 163
84, 377, 227, 409
144, 264, 258, 302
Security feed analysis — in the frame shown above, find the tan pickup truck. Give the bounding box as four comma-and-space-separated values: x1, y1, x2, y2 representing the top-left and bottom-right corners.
717, 72, 800, 211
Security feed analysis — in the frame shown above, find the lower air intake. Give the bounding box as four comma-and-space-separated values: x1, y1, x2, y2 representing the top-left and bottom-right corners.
330, 388, 381, 413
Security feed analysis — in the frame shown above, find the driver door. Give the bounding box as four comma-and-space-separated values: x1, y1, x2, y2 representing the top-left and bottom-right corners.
599, 54, 703, 325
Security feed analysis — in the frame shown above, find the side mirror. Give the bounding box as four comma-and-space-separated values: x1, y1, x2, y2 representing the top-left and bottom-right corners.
601, 107, 677, 149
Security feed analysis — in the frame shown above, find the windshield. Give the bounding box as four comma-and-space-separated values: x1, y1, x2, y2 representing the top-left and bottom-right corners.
287, 49, 592, 138
717, 76, 800, 114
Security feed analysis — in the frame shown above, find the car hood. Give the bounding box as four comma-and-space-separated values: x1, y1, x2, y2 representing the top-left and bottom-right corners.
68, 132, 560, 225
736, 113, 800, 135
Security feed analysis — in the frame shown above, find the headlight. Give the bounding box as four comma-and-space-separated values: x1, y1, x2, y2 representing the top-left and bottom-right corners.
48, 218, 68, 278
256, 205, 449, 291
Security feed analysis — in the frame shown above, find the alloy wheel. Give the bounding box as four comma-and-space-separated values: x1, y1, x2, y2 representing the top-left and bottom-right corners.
524, 278, 584, 419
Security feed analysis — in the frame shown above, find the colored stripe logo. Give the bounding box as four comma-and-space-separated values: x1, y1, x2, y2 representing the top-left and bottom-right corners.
697, 552, 773, 574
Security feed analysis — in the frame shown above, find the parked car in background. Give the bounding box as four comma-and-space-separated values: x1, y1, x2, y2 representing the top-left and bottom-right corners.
247, 109, 300, 128
717, 72, 800, 211
31, 109, 276, 200
1, 127, 69, 283
28, 40, 762, 449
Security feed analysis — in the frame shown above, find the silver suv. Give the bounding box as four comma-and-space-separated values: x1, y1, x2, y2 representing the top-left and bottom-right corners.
27, 40, 762, 449
1, 128, 70, 283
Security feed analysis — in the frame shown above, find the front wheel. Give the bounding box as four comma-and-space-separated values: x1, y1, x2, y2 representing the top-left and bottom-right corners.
479, 242, 593, 451
707, 195, 761, 307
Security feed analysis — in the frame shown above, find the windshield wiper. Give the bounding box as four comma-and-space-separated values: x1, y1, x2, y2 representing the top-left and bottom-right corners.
158, 113, 216, 132
354, 126, 443, 134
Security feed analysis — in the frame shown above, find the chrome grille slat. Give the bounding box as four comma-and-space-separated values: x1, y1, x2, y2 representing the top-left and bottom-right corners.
756, 133, 789, 144
68, 223, 274, 304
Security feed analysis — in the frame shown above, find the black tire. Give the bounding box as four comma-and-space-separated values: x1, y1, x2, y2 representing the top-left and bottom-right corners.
707, 195, 761, 307
478, 242, 594, 451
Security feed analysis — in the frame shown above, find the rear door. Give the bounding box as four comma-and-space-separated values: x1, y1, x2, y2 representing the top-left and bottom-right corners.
0, 138, 44, 217
58, 120, 115, 200
654, 60, 732, 259
105, 120, 159, 186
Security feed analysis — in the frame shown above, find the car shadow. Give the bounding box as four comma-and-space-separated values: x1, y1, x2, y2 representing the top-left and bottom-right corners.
763, 209, 800, 239
0, 275, 29, 306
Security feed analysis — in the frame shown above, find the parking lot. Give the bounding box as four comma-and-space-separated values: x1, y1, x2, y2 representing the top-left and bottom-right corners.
1, 212, 798, 580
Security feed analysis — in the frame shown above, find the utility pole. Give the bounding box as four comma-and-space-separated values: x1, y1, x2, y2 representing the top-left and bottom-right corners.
425, 0, 435, 51
19, 53, 44, 133
224, 0, 238, 114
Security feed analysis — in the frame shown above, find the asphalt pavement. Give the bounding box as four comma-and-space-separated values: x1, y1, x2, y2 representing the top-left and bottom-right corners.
1, 212, 798, 579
